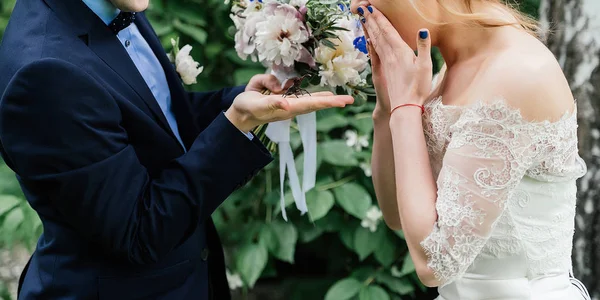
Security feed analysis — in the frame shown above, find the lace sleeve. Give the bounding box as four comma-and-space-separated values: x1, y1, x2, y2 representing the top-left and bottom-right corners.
420, 104, 538, 286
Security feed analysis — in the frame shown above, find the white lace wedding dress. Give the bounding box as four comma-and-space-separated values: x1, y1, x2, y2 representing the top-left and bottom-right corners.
420, 96, 590, 300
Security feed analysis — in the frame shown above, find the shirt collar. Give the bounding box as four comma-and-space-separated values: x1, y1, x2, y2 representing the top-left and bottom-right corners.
81, 0, 120, 25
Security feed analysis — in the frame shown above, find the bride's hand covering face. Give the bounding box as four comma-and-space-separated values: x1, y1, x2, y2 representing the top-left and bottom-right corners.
355, 4, 433, 108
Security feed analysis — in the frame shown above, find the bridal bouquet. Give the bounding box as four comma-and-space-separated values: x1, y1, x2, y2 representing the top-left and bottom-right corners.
230, 0, 373, 220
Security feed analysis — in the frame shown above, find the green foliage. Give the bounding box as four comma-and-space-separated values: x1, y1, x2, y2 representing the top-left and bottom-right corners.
0, 0, 15, 41
0, 159, 41, 251
144, 0, 265, 91
214, 100, 424, 298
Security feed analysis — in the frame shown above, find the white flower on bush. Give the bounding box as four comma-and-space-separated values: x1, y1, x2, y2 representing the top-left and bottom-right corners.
254, 4, 310, 67
361, 206, 383, 232
168, 39, 204, 85
345, 130, 369, 152
360, 162, 372, 177
315, 16, 368, 87
226, 269, 244, 290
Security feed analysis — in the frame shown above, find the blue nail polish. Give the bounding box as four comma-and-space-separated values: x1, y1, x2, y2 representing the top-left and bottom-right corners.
357, 7, 364, 15
367, 6, 373, 13
419, 30, 428, 39
361, 17, 366, 23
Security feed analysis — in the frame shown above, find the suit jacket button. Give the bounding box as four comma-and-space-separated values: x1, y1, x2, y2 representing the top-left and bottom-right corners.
201, 248, 210, 261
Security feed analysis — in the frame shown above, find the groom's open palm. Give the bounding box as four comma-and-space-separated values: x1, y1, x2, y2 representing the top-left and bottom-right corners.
226, 91, 354, 133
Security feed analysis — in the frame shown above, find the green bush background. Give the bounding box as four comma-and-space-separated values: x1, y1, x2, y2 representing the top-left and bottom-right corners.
0, 0, 540, 299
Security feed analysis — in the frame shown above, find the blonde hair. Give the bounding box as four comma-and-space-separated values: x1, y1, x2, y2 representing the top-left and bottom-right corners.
411, 0, 540, 37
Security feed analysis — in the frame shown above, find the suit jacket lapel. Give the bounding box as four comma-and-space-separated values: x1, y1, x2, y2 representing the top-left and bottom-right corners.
42, 0, 179, 144
86, 25, 176, 138
134, 15, 198, 149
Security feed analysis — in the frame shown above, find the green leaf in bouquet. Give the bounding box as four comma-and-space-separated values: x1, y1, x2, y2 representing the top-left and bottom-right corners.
317, 113, 349, 132
324, 277, 362, 300
320, 140, 358, 167
267, 220, 298, 263
236, 243, 268, 288
321, 38, 338, 50
328, 26, 351, 32
306, 189, 335, 222
359, 285, 390, 300
376, 272, 415, 296
333, 183, 372, 219
353, 226, 378, 261
173, 19, 207, 44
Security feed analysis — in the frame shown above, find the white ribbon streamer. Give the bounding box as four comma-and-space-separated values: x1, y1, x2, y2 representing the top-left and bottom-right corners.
265, 120, 308, 220
264, 69, 317, 221
296, 112, 316, 192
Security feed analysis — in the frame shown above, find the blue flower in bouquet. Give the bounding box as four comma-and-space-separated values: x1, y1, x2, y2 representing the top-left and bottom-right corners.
353, 36, 368, 54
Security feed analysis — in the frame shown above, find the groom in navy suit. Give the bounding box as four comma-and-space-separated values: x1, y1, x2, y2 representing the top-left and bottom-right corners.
0, 0, 352, 299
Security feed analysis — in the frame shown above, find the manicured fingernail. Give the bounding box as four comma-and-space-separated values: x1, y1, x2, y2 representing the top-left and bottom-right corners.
357, 7, 364, 15
361, 17, 366, 23
419, 30, 428, 39
367, 6, 373, 13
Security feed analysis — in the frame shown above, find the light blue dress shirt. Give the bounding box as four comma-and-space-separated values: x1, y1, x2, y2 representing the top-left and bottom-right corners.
81, 0, 252, 148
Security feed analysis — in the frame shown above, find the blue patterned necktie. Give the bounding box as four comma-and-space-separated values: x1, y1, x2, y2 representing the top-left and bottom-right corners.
108, 12, 136, 34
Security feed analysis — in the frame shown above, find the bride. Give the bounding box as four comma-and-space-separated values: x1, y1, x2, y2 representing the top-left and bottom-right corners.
351, 0, 591, 299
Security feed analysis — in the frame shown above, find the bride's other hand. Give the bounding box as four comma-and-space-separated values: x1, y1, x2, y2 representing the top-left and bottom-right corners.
359, 5, 433, 108
361, 10, 391, 117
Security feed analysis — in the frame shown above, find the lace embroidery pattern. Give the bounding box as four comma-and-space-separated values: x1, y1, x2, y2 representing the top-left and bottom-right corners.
420, 97, 585, 286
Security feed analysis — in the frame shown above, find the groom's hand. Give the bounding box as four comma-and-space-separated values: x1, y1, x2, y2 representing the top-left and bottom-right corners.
225, 91, 354, 133
245, 74, 293, 93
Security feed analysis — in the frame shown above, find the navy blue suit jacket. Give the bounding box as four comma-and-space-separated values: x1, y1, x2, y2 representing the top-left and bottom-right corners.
0, 0, 273, 299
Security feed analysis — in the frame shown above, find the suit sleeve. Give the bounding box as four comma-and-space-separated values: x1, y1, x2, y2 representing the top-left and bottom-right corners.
0, 59, 272, 264
188, 86, 245, 131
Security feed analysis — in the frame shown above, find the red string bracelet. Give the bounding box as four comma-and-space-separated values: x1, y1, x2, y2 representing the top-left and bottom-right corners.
390, 103, 425, 115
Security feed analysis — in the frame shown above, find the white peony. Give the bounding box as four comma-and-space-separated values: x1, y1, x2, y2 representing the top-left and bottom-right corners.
170, 39, 204, 85
226, 269, 244, 290
254, 4, 310, 67
231, 0, 268, 61
315, 16, 369, 87
361, 206, 383, 232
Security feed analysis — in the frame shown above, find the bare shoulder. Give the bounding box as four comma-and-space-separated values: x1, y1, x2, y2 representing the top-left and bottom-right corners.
482, 35, 575, 122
